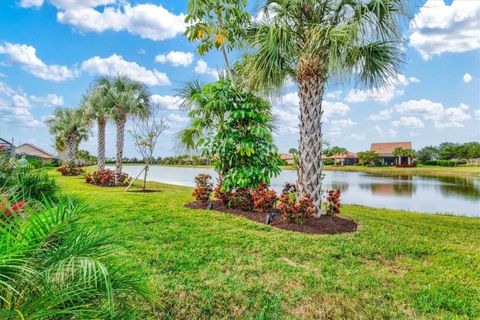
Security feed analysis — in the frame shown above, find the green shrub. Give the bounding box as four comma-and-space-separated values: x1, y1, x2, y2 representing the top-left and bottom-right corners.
323, 158, 334, 166
424, 160, 438, 166
437, 160, 456, 167
0, 197, 150, 318
7, 168, 58, 202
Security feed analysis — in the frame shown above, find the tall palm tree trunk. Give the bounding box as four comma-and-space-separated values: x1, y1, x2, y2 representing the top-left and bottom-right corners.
66, 134, 76, 164
97, 118, 106, 171
297, 61, 326, 217
115, 115, 127, 185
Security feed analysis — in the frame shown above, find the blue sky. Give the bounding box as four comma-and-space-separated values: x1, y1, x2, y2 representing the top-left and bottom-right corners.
0, 0, 478, 158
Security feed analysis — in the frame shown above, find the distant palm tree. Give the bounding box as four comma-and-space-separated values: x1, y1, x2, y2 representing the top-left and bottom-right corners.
96, 76, 151, 185
82, 77, 110, 171
46, 108, 88, 164
240, 0, 405, 215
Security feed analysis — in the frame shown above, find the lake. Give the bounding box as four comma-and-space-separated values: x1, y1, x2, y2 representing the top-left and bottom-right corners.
112, 165, 480, 217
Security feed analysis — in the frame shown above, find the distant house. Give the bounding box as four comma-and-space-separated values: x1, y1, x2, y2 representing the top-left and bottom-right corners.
370, 142, 412, 165
0, 137, 15, 152
322, 152, 358, 165
14, 143, 57, 162
279, 153, 295, 165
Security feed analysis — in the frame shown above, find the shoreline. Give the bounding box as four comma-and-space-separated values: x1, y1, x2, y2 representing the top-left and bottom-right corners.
111, 163, 480, 178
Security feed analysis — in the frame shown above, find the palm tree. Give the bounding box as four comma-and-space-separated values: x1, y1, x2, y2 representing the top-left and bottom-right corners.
82, 77, 110, 172
393, 147, 403, 165
240, 0, 405, 215
46, 108, 88, 164
96, 75, 151, 185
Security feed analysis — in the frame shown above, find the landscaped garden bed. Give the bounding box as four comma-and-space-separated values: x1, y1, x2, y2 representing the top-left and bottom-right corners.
186, 200, 358, 234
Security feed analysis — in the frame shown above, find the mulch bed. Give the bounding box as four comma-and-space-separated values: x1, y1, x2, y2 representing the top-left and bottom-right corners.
186, 200, 358, 235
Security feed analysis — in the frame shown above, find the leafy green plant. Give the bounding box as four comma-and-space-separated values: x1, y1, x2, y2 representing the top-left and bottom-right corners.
4, 167, 58, 203
178, 79, 281, 191
0, 197, 150, 319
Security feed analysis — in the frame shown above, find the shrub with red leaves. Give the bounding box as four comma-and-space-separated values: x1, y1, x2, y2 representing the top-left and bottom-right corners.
228, 188, 254, 211
214, 180, 231, 205
1, 197, 27, 221
251, 183, 278, 213
192, 173, 213, 203
57, 165, 84, 176
278, 183, 314, 225
85, 170, 129, 186
326, 189, 341, 216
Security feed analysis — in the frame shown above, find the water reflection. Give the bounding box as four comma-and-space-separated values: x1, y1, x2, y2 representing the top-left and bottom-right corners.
112, 166, 480, 217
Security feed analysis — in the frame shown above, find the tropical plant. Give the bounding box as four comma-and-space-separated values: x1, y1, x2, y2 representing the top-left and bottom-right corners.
178, 79, 281, 191
82, 77, 110, 171
416, 145, 439, 163
357, 150, 380, 166
185, 0, 250, 86
240, 0, 406, 215
325, 189, 341, 216
129, 107, 168, 191
192, 173, 213, 203
85, 169, 130, 187
95, 75, 151, 185
0, 197, 150, 319
251, 183, 278, 213
46, 107, 89, 164
278, 186, 315, 225
228, 188, 254, 211
5, 166, 58, 202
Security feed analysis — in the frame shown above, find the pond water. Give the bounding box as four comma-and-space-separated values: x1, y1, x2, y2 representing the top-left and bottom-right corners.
111, 166, 480, 217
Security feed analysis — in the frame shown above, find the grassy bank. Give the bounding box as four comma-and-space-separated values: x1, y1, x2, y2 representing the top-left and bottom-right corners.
111, 163, 480, 177
54, 172, 480, 319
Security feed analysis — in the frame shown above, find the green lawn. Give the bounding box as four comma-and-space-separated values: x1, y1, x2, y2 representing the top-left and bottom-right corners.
53, 171, 480, 319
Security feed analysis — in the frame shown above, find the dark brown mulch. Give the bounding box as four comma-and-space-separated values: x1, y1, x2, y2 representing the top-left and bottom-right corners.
186, 200, 357, 235
127, 189, 161, 193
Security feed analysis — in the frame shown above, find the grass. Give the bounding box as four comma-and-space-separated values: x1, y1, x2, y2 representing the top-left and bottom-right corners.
53, 171, 480, 319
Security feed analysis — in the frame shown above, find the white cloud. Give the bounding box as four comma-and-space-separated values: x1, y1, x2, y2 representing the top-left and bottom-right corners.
30, 94, 64, 107
373, 125, 397, 138
155, 51, 193, 67
194, 60, 219, 79
409, 0, 480, 59
166, 113, 189, 123
392, 116, 425, 128
0, 85, 43, 128
19, 0, 44, 8
368, 109, 393, 121
0, 42, 77, 81
330, 119, 355, 128
326, 90, 342, 99
393, 99, 472, 128
57, 4, 186, 41
81, 54, 170, 86
349, 133, 366, 141
323, 101, 350, 119
475, 109, 480, 120
346, 74, 416, 104
409, 132, 419, 137
463, 73, 473, 83
150, 95, 181, 110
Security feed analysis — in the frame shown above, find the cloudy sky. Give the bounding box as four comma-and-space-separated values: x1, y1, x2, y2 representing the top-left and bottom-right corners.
0, 0, 479, 157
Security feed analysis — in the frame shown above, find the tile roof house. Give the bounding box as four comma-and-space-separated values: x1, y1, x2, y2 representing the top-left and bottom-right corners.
370, 142, 412, 165
322, 152, 358, 165
279, 153, 294, 165
14, 143, 57, 161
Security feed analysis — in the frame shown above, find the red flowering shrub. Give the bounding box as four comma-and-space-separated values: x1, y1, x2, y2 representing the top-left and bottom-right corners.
85, 170, 129, 186
1, 196, 27, 221
251, 183, 278, 213
214, 180, 231, 205
192, 173, 213, 203
326, 189, 341, 216
57, 164, 84, 176
278, 183, 314, 225
228, 188, 254, 211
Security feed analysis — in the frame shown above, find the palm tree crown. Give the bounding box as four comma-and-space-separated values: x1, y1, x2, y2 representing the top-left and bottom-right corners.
46, 108, 88, 163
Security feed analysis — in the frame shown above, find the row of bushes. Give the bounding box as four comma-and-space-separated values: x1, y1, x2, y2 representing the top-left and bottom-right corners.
192, 174, 341, 225
0, 150, 149, 317
423, 159, 467, 167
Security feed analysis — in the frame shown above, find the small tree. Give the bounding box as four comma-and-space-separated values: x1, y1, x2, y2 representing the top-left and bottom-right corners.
129, 108, 168, 191
357, 151, 380, 166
